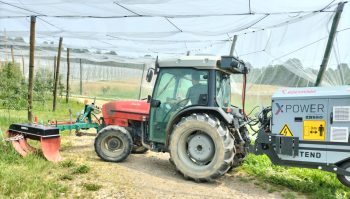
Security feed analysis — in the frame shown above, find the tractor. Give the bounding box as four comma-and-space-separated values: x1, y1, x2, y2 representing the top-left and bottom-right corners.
94, 56, 250, 181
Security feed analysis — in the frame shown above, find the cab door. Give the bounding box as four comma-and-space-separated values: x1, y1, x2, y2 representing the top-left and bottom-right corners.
148, 68, 208, 144
149, 70, 177, 143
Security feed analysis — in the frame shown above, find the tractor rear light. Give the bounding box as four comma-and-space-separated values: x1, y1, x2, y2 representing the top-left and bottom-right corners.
226, 108, 232, 113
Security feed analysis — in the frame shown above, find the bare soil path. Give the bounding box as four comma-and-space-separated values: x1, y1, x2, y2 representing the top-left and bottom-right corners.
61, 135, 306, 199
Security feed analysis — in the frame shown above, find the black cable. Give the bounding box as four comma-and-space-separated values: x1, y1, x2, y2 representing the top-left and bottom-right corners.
246, 105, 260, 116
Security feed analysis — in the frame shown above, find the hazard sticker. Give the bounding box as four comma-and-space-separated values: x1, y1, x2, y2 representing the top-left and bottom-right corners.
279, 124, 293, 136
303, 120, 326, 141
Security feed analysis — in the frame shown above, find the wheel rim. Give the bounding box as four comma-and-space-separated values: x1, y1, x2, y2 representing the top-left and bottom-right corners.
187, 132, 215, 165
345, 167, 350, 182
101, 135, 124, 157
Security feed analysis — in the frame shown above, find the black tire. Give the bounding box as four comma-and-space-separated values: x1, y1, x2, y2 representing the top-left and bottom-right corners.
169, 113, 235, 182
94, 126, 133, 162
132, 145, 149, 154
337, 161, 350, 187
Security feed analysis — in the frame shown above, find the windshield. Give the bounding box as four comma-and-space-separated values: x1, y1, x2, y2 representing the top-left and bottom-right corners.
216, 71, 231, 108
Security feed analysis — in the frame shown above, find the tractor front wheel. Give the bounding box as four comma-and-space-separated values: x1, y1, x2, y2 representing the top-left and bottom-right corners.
169, 114, 235, 182
94, 126, 133, 162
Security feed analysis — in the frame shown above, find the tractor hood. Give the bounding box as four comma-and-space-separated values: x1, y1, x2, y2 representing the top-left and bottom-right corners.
102, 100, 150, 118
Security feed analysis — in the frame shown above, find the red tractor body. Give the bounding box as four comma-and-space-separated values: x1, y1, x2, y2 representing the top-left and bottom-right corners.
102, 100, 150, 127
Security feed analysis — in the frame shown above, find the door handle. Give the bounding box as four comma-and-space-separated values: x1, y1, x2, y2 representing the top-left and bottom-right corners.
330, 112, 333, 124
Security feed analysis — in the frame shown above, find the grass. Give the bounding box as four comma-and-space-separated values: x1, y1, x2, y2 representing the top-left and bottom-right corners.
72, 164, 90, 174
241, 154, 350, 199
82, 183, 102, 191
0, 98, 90, 198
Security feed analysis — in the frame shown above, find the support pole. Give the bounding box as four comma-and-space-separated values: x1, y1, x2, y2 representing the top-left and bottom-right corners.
53, 56, 57, 81
315, 2, 346, 86
53, 37, 63, 111
80, 59, 83, 95
229, 35, 238, 56
27, 16, 36, 122
66, 48, 70, 103
11, 45, 14, 65
138, 64, 146, 99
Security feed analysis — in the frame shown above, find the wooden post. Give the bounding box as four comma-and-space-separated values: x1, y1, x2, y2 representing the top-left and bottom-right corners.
53, 56, 57, 80
11, 45, 15, 65
315, 2, 346, 86
138, 64, 146, 99
28, 16, 36, 122
80, 59, 83, 95
66, 48, 70, 103
229, 35, 238, 56
53, 37, 63, 111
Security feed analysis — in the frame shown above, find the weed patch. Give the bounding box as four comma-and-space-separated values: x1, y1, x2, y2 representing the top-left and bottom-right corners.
72, 164, 90, 174
82, 183, 102, 191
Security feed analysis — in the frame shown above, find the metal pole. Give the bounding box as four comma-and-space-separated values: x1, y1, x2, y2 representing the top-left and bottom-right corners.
138, 64, 146, 99
66, 48, 70, 103
80, 59, 83, 95
229, 35, 238, 56
315, 2, 346, 86
27, 16, 36, 122
53, 37, 63, 111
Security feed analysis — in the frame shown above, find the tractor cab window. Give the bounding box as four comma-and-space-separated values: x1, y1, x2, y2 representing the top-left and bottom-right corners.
149, 68, 208, 143
153, 68, 208, 106
216, 71, 231, 108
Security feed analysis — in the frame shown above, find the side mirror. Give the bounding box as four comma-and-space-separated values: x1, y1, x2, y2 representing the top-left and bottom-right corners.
151, 99, 161, 108
146, 69, 154, 82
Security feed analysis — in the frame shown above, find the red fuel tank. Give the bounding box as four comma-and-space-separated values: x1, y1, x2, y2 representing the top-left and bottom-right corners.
102, 100, 150, 127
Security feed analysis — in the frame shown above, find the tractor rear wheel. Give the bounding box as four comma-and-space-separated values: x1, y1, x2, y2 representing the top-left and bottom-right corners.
169, 114, 235, 182
94, 126, 133, 162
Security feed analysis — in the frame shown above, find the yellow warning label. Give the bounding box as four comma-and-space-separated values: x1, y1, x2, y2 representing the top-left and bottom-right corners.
279, 124, 294, 136
303, 120, 326, 141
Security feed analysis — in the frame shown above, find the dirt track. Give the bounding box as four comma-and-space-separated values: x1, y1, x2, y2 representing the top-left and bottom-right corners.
61, 135, 305, 199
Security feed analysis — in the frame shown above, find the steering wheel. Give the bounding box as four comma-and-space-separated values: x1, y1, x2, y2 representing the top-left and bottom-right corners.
161, 98, 190, 122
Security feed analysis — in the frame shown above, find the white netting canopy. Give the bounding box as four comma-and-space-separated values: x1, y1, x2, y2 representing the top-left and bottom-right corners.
0, 0, 349, 104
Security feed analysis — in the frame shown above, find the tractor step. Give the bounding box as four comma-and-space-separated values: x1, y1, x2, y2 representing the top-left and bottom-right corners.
7, 123, 62, 162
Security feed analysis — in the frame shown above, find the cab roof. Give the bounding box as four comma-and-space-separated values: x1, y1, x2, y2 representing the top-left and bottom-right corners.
158, 56, 221, 70
158, 55, 248, 75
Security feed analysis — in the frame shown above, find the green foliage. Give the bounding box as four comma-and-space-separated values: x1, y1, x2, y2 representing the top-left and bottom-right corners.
0, 62, 27, 111
72, 164, 90, 174
242, 154, 350, 199
59, 160, 76, 168
34, 68, 54, 102
82, 183, 102, 191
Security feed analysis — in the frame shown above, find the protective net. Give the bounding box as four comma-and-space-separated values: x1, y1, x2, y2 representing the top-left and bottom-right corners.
0, 0, 349, 111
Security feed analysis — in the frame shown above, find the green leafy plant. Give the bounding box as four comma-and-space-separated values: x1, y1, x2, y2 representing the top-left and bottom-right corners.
0, 62, 27, 119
